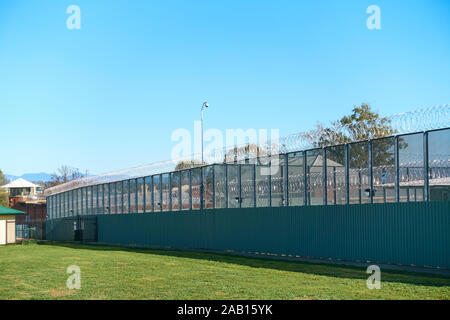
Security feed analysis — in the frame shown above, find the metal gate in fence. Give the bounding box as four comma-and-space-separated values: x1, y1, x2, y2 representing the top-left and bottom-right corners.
16, 219, 46, 241
45, 216, 97, 242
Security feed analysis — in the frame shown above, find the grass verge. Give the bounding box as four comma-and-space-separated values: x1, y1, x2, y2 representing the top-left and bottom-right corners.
0, 242, 449, 300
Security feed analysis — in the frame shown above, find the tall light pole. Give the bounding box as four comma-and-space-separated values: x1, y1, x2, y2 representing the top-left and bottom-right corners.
201, 101, 209, 165
200, 101, 209, 210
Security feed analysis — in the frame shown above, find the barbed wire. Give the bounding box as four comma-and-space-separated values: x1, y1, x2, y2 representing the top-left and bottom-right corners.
44, 104, 450, 195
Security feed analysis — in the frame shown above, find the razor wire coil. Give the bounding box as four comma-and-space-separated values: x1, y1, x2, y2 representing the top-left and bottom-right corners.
45, 104, 450, 196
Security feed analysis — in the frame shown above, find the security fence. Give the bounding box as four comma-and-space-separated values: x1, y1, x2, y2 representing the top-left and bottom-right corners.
46, 127, 450, 218
44, 104, 450, 197
16, 219, 46, 241
95, 201, 450, 269
45, 216, 97, 242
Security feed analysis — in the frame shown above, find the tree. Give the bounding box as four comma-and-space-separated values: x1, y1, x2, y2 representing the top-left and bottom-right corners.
223, 143, 269, 164
175, 160, 204, 171
0, 169, 9, 207
303, 103, 405, 167
48, 165, 83, 187
304, 104, 396, 147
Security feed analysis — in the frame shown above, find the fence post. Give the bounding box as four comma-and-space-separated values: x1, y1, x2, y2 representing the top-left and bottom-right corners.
116, 181, 124, 213
128, 181, 131, 213
189, 169, 192, 210
91, 186, 94, 215
423, 131, 430, 201
368, 140, 374, 204
253, 163, 257, 208
284, 154, 289, 206
151, 176, 154, 212
268, 157, 272, 207
344, 144, 350, 205
303, 151, 308, 206
143, 178, 146, 213
169, 174, 172, 211
48, 196, 51, 220
97, 185, 100, 214
75, 190, 77, 216
72, 190, 75, 216
200, 167, 204, 210
135, 179, 138, 213
179, 172, 182, 211
82, 187, 89, 215
107, 183, 110, 215
224, 163, 228, 209
358, 169, 362, 204
212, 166, 215, 209
322, 148, 327, 205
333, 166, 337, 204
394, 135, 400, 202
76, 190, 78, 216
102, 185, 105, 214
50, 196, 53, 220
406, 168, 410, 202
238, 164, 242, 208
113, 183, 117, 214
159, 175, 163, 212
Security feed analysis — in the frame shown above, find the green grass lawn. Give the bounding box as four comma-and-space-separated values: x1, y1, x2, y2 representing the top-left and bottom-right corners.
0, 242, 449, 300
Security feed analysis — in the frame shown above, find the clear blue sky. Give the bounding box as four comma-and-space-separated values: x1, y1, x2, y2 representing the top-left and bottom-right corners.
1, 0, 449, 176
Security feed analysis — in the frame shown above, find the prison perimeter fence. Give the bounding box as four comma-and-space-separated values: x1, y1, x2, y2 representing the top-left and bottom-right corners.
44, 127, 450, 269
46, 128, 449, 216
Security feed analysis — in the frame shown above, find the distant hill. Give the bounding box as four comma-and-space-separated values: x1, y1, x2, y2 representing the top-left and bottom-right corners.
5, 173, 52, 183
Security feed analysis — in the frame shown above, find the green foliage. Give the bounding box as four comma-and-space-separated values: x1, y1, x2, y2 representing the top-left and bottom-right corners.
0, 169, 9, 207
0, 169, 7, 186
175, 160, 204, 171
304, 103, 405, 167
223, 143, 267, 163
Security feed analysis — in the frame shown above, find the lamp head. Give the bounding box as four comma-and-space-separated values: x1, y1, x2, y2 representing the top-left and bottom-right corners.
204, 101, 209, 108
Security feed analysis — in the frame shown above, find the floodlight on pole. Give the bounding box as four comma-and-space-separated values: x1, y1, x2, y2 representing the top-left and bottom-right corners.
201, 101, 209, 165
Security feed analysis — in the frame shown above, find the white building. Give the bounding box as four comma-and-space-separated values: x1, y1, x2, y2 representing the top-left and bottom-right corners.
0, 178, 43, 197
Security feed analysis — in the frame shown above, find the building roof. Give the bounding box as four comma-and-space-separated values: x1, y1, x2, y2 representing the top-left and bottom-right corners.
378, 176, 450, 188
0, 206, 25, 215
310, 154, 344, 168
0, 178, 39, 189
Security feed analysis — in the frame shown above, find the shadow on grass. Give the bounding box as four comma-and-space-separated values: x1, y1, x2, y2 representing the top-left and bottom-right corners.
37, 241, 450, 288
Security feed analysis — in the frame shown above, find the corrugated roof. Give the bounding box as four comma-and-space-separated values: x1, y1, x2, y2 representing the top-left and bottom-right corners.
1, 178, 39, 189
0, 206, 25, 215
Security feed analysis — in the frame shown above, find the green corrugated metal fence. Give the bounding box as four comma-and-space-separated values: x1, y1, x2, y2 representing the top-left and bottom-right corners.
46, 216, 97, 242
94, 201, 450, 269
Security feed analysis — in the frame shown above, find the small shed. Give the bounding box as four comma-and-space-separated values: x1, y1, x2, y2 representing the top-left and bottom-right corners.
0, 206, 25, 245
